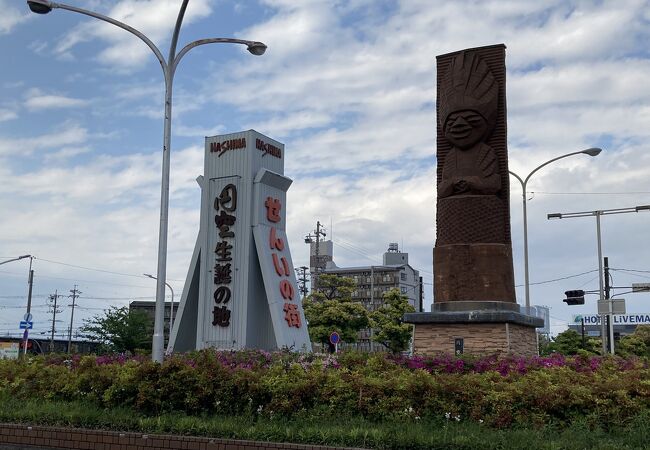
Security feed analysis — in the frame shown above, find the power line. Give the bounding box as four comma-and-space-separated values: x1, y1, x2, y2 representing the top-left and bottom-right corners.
36, 257, 146, 279
333, 237, 381, 261
549, 314, 570, 325
514, 269, 598, 287
577, 275, 600, 288
611, 270, 650, 281
529, 191, 650, 195
0, 270, 162, 289
610, 267, 650, 274
0, 295, 164, 301
34, 257, 184, 282
0, 304, 50, 309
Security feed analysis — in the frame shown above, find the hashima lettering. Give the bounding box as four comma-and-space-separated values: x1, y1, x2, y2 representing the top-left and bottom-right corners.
210, 138, 246, 157
256, 138, 282, 158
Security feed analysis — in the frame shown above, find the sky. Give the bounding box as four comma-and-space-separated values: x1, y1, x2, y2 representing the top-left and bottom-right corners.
1, 0, 650, 342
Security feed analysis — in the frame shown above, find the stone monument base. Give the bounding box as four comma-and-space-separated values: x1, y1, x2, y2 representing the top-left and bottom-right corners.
404, 305, 543, 357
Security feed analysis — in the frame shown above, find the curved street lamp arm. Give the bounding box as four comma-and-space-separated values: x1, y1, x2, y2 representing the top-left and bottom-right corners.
50, 1, 167, 73
508, 170, 525, 190
523, 150, 590, 186
0, 255, 31, 266
172, 38, 260, 74
168, 0, 189, 74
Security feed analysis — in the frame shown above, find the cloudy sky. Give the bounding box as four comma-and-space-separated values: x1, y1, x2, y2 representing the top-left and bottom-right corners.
1, 0, 649, 341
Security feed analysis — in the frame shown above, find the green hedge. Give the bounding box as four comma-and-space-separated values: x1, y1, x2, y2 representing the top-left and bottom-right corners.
1, 351, 649, 429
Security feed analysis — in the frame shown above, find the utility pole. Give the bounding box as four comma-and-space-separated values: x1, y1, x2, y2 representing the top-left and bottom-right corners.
67, 285, 81, 354
295, 266, 309, 299
547, 204, 650, 354
604, 256, 614, 354
305, 221, 326, 292
22, 256, 34, 357
370, 265, 375, 352
48, 291, 62, 353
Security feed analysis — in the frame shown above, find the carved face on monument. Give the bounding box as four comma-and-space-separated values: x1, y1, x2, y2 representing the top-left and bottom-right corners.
444, 109, 489, 150
439, 51, 498, 149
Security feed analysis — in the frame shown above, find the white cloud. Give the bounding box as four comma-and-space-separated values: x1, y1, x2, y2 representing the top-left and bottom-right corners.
55, 0, 214, 70
0, 0, 30, 34
25, 93, 89, 111
0, 123, 88, 157
43, 146, 92, 162
0, 108, 17, 122
3, 1, 650, 332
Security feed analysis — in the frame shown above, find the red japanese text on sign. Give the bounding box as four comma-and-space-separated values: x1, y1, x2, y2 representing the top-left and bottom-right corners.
265, 196, 301, 328
269, 227, 284, 251
265, 197, 281, 223
213, 184, 237, 328
283, 303, 301, 328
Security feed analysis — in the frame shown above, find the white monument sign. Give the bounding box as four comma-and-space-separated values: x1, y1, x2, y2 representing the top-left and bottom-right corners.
169, 130, 311, 352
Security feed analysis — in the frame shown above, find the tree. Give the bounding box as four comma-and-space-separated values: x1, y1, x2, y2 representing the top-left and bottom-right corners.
80, 306, 152, 354
303, 274, 369, 352
546, 329, 600, 355
370, 288, 415, 354
617, 325, 650, 357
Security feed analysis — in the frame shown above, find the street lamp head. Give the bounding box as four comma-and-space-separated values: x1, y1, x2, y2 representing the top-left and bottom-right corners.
19, 254, 31, 259
246, 42, 267, 56
547, 213, 562, 219
27, 0, 53, 14
636, 205, 650, 212
581, 147, 602, 157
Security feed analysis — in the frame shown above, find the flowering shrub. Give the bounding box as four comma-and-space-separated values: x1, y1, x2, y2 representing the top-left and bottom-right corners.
1, 350, 648, 428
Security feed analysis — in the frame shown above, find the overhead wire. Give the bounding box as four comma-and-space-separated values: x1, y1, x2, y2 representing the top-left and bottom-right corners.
514, 269, 598, 287
529, 191, 650, 195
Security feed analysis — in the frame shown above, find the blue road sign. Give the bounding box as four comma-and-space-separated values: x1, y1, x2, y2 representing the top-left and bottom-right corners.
19, 321, 33, 330
329, 331, 340, 345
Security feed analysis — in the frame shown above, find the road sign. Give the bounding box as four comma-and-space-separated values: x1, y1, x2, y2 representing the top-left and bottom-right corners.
23, 313, 32, 322
632, 283, 650, 293
19, 321, 33, 330
598, 298, 625, 315
329, 331, 340, 345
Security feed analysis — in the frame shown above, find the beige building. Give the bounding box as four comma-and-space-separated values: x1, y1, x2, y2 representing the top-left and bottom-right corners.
320, 243, 423, 351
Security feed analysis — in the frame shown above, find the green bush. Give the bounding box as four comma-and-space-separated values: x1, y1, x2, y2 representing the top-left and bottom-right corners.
1, 350, 649, 430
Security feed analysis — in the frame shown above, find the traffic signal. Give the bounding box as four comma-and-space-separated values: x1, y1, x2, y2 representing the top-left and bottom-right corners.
564, 290, 585, 305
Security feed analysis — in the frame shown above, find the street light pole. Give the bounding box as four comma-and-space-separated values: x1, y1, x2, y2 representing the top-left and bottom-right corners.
0, 255, 33, 355
144, 273, 175, 343
27, 0, 267, 362
509, 148, 602, 311
548, 205, 650, 355
23, 256, 34, 356
0, 255, 31, 266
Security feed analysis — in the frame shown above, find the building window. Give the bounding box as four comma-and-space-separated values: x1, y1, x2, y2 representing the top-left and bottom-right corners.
401, 286, 408, 294
400, 272, 407, 281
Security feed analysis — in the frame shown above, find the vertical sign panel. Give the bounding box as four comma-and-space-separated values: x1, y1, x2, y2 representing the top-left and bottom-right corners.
172, 130, 310, 353
202, 176, 241, 349
252, 169, 312, 351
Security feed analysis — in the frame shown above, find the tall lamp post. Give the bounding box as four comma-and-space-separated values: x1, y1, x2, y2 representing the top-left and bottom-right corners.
144, 273, 175, 345
1, 255, 33, 356
508, 148, 602, 311
27, 0, 267, 362
0, 255, 31, 266
548, 205, 650, 355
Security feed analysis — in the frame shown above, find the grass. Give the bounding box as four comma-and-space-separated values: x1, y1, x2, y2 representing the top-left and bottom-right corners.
1, 395, 649, 450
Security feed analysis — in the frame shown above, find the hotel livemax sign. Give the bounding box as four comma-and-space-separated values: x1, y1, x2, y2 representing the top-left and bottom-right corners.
169, 130, 312, 352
